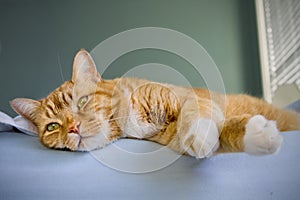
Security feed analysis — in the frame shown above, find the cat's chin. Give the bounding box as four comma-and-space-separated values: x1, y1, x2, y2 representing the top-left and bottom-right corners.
75, 131, 113, 151
63, 132, 96, 152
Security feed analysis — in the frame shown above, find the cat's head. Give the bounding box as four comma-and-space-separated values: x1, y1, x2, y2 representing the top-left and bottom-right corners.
11, 49, 119, 151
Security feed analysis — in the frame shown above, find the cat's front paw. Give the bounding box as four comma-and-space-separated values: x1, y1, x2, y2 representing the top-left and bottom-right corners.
182, 118, 219, 159
244, 115, 283, 155
65, 133, 80, 151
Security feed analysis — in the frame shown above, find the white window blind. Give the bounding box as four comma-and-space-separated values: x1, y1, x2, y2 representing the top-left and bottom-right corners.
256, 0, 300, 106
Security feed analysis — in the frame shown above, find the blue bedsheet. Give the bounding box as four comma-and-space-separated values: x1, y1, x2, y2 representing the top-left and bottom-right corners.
1, 130, 300, 200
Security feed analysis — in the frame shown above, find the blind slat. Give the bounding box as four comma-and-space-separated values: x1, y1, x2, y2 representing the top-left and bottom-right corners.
263, 0, 300, 96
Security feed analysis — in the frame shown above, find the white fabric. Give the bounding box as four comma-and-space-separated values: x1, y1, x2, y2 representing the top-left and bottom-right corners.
0, 111, 37, 136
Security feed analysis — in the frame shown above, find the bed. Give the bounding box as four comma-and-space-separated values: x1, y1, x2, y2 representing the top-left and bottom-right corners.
1, 107, 300, 199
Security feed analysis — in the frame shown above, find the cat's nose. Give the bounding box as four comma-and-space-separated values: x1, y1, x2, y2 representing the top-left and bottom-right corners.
68, 123, 80, 134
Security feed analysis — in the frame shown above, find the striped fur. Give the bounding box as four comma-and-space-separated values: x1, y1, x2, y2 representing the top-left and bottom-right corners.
10, 49, 300, 157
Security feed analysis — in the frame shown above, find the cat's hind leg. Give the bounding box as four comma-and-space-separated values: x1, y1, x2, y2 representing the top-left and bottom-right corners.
244, 115, 283, 155
218, 114, 283, 155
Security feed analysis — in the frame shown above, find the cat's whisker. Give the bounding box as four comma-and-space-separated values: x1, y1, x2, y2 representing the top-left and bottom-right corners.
57, 52, 65, 82
110, 108, 130, 114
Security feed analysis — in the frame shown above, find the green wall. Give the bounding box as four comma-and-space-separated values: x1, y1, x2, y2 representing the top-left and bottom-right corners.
0, 0, 261, 116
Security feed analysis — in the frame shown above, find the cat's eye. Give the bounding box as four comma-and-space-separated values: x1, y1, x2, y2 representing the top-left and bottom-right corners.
47, 123, 60, 132
77, 96, 88, 109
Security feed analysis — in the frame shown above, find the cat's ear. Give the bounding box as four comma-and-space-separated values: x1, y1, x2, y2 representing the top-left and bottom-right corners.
10, 98, 41, 122
72, 49, 101, 83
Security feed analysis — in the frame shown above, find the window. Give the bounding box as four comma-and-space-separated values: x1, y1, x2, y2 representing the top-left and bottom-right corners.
256, 0, 300, 106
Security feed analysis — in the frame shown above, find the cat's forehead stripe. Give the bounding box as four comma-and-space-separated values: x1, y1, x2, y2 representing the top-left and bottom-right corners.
43, 92, 72, 113
45, 104, 56, 117
62, 93, 72, 104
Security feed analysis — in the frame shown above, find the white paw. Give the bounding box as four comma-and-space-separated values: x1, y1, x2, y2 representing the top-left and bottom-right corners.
244, 115, 283, 155
182, 119, 220, 158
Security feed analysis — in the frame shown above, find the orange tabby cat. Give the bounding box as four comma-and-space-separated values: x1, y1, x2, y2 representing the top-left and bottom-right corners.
10, 49, 300, 158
